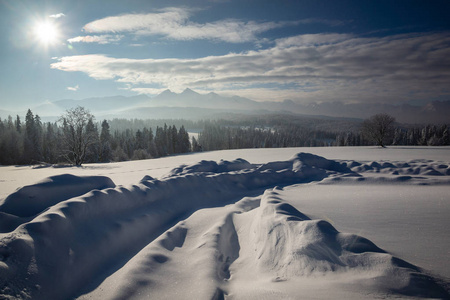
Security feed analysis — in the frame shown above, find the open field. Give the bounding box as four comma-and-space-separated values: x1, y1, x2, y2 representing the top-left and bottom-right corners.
1, 146, 449, 299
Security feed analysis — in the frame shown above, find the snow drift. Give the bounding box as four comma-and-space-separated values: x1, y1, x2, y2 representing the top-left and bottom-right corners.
0, 175, 114, 232
0, 152, 449, 299
252, 189, 447, 298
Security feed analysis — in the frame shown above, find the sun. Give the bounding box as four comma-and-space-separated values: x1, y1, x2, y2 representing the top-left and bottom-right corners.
33, 20, 59, 45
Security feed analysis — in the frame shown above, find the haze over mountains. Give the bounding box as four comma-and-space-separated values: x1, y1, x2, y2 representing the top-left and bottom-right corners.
4, 88, 450, 124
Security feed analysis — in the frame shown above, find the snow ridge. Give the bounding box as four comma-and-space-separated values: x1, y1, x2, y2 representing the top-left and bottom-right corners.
0, 174, 115, 218
252, 189, 448, 298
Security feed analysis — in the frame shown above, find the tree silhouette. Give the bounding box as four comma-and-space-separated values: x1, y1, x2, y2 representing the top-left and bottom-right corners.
23, 109, 41, 163
361, 113, 396, 147
59, 106, 97, 166
100, 120, 112, 162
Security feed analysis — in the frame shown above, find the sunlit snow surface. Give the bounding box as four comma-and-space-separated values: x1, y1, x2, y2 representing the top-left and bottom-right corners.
0, 147, 449, 299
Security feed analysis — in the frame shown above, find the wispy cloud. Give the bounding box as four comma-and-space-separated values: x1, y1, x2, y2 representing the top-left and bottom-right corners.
275, 33, 354, 47
49, 13, 65, 19
80, 7, 296, 43
67, 85, 79, 91
51, 32, 450, 103
68, 35, 124, 44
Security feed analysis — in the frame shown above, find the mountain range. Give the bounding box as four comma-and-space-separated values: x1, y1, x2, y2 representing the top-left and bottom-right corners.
3, 88, 450, 124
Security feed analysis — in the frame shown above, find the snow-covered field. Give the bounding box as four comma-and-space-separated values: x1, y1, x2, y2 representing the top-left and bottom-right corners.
0, 146, 449, 299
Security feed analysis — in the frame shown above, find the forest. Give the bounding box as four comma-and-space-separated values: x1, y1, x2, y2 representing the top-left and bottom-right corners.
0, 108, 449, 166
0, 108, 190, 165
197, 118, 449, 151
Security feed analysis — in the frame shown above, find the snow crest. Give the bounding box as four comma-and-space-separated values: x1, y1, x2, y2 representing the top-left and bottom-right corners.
0, 174, 115, 233
251, 189, 448, 298
0, 174, 115, 218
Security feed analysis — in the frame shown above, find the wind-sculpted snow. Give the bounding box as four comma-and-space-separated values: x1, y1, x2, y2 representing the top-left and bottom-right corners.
164, 158, 254, 176
0, 174, 115, 218
0, 152, 449, 299
347, 159, 450, 177
0, 153, 328, 299
0, 175, 115, 232
252, 189, 448, 298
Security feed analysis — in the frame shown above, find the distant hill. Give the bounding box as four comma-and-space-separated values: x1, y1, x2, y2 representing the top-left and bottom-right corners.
1, 88, 449, 124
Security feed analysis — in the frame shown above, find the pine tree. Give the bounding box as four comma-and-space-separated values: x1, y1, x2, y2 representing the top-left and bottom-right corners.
155, 126, 166, 156
42, 122, 57, 163
85, 118, 100, 162
178, 125, 191, 153
146, 127, 158, 158
100, 120, 112, 162
34, 115, 43, 161
143, 127, 152, 147
191, 136, 202, 152
135, 129, 144, 149
15, 115, 21, 133
169, 125, 178, 154
23, 109, 39, 163
0, 116, 22, 164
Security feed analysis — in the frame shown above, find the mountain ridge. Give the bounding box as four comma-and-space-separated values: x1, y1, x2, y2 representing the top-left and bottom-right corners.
1, 89, 449, 124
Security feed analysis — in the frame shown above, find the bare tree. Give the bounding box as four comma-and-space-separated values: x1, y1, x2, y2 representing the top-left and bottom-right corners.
59, 106, 97, 166
362, 113, 396, 147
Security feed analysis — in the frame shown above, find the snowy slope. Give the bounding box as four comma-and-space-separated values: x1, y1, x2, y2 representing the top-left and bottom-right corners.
0, 147, 449, 299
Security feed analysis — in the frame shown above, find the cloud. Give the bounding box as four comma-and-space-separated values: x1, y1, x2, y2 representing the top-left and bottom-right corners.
67, 85, 79, 91
51, 32, 450, 103
68, 35, 124, 44
275, 33, 354, 48
49, 13, 65, 19
80, 7, 296, 43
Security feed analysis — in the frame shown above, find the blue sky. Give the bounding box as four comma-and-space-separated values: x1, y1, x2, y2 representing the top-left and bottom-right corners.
1, 0, 449, 110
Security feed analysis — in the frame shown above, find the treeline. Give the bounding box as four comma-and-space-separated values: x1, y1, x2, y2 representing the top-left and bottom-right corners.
106, 118, 202, 134
197, 121, 335, 151
1, 110, 449, 166
198, 120, 450, 150
336, 124, 450, 146
110, 123, 190, 162
0, 109, 190, 165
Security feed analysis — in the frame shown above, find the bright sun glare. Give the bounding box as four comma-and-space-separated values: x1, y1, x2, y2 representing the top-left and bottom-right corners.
34, 21, 59, 45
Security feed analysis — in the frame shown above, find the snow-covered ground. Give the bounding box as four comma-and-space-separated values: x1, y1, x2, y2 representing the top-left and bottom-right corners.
0, 146, 449, 299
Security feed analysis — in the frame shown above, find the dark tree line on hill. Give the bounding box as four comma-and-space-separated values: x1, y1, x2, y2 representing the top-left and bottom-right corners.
197, 114, 449, 151
110, 122, 190, 163
196, 121, 336, 151
197, 119, 449, 151
0, 109, 449, 166
0, 108, 190, 165
336, 123, 450, 146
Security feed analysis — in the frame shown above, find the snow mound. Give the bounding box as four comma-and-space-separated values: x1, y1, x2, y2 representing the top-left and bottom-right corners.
252, 189, 448, 298
291, 152, 353, 173
0, 174, 115, 219
164, 158, 254, 177
350, 159, 449, 177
